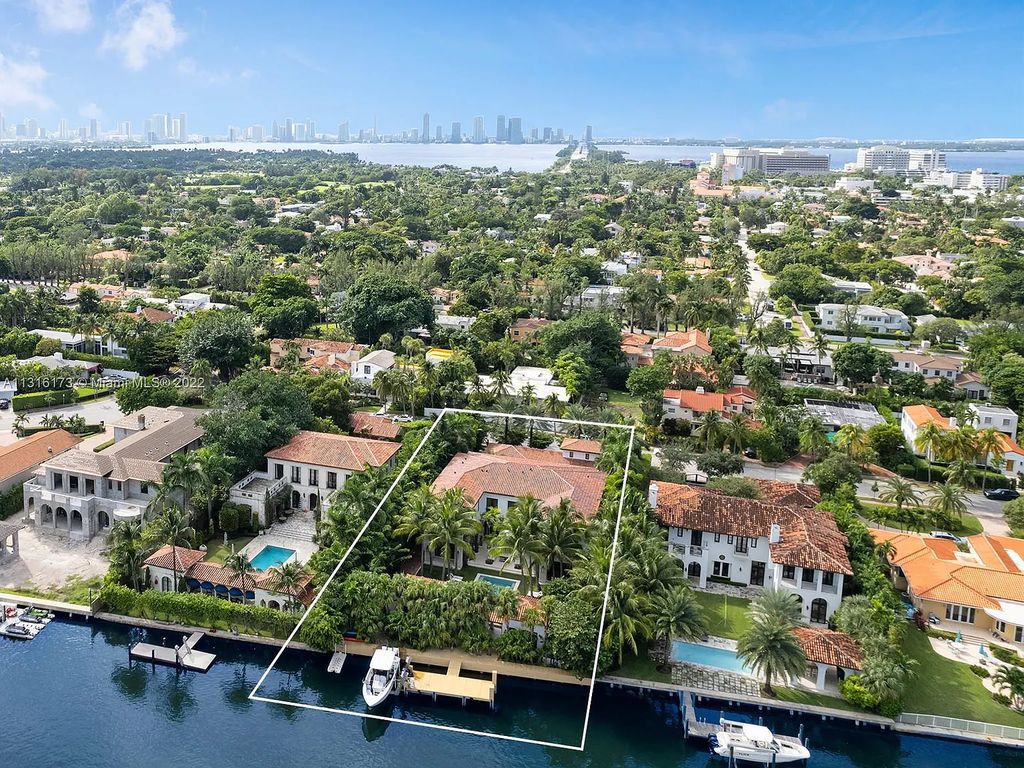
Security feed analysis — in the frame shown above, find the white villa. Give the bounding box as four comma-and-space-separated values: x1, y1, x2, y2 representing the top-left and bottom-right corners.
23, 407, 204, 540
816, 303, 911, 334
350, 349, 397, 384
650, 480, 852, 624
477, 366, 570, 402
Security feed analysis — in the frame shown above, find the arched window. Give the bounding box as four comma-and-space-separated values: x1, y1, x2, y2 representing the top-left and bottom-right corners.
309, 493, 319, 510
160, 576, 172, 592
291, 490, 301, 509
687, 562, 702, 579
810, 598, 828, 624
97, 511, 111, 529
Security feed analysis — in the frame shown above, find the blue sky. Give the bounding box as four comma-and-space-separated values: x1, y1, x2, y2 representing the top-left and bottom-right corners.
1, 0, 1022, 139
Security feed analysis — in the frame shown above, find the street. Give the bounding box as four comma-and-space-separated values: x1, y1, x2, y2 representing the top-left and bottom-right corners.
0, 396, 125, 447
738, 227, 772, 304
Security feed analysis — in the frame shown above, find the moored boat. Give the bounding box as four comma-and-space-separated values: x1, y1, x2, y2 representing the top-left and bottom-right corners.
709, 719, 810, 764
361, 647, 400, 708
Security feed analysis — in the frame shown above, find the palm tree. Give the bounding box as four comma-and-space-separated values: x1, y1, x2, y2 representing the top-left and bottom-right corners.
395, 485, 436, 571
880, 477, 922, 516
194, 447, 232, 533
490, 496, 545, 592
649, 586, 707, 671
834, 423, 872, 465
736, 616, 806, 696
810, 332, 830, 367
493, 587, 520, 631
543, 393, 564, 419
992, 665, 1024, 710
602, 576, 653, 666
268, 560, 308, 612
749, 587, 803, 625
538, 499, 584, 579
915, 422, 945, 481
974, 427, 1005, 491
945, 458, 974, 488
696, 410, 724, 452
929, 483, 968, 524
224, 552, 256, 604
157, 451, 201, 521
149, 505, 195, 593
11, 413, 27, 437
722, 413, 750, 455
425, 488, 480, 580
798, 416, 829, 460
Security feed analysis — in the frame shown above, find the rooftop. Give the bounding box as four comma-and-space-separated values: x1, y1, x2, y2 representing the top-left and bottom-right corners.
0, 430, 82, 484
266, 430, 401, 471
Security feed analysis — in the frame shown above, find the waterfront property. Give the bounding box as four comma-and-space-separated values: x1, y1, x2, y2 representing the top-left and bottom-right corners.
22, 407, 203, 541
873, 529, 1024, 649
650, 480, 851, 623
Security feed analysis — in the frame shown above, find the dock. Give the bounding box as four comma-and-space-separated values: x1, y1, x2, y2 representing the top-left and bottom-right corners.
406, 665, 497, 708
0, 591, 95, 617
327, 650, 348, 673
130, 631, 216, 672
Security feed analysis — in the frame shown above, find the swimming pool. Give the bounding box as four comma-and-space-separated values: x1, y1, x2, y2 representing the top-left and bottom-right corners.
249, 545, 296, 572
475, 573, 521, 592
670, 640, 751, 674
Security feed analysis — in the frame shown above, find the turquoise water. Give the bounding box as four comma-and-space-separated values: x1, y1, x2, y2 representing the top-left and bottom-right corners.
249, 546, 295, 571
475, 573, 521, 591
1, 619, 1021, 767
671, 640, 751, 673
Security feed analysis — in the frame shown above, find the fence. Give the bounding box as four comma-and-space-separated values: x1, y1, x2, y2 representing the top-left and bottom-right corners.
898, 712, 1024, 742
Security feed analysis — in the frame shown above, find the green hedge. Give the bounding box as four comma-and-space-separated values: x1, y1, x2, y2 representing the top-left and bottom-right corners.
12, 389, 75, 411
100, 583, 298, 638
895, 461, 1010, 489
0, 485, 23, 520
21, 423, 104, 437
63, 350, 143, 372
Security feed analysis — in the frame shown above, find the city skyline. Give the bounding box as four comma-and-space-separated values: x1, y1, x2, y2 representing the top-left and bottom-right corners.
0, 1, 1022, 139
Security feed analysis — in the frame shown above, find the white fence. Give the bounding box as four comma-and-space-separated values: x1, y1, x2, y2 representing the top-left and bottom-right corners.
898, 712, 1024, 742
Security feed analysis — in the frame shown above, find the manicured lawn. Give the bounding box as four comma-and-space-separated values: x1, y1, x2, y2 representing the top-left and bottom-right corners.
900, 627, 1024, 727
693, 591, 752, 640
204, 536, 254, 565
602, 389, 642, 418
773, 686, 863, 712
616, 646, 673, 684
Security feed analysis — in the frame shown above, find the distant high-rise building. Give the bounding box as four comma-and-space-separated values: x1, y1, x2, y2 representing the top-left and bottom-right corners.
149, 112, 167, 140
435, 125, 443, 142
293, 123, 306, 141
25, 118, 39, 139
338, 121, 349, 142
58, 119, 69, 140
306, 120, 315, 140
450, 121, 461, 143
77, 125, 86, 140
496, 114, 507, 142
556, 128, 564, 142
170, 118, 181, 141
422, 112, 430, 143
284, 118, 294, 141
249, 124, 264, 141
410, 128, 419, 142
508, 117, 523, 144
543, 127, 552, 142
0, 112, 5, 139
119, 121, 132, 139
584, 125, 593, 144
472, 116, 485, 143
89, 118, 99, 140
177, 112, 187, 140
530, 127, 538, 142
228, 126, 239, 142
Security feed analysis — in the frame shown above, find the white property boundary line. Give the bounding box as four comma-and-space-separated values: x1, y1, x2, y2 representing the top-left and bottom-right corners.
248, 407, 636, 752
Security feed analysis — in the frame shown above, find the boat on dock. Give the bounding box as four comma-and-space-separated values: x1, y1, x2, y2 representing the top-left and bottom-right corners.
362, 646, 401, 708
709, 719, 810, 764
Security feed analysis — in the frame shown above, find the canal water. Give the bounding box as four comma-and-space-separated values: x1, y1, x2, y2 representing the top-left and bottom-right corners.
0, 619, 1020, 768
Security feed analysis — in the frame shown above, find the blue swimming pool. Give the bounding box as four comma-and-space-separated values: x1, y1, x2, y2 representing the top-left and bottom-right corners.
671, 640, 751, 673
475, 573, 521, 592
249, 545, 296, 572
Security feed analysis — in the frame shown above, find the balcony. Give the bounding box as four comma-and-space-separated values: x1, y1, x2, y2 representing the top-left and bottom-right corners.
689, 545, 704, 556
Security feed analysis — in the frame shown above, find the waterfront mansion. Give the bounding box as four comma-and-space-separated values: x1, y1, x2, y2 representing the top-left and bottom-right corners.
650, 479, 852, 624
23, 407, 203, 541
229, 429, 401, 523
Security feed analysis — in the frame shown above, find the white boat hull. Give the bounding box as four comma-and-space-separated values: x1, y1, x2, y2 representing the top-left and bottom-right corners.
361, 646, 401, 709
711, 743, 808, 764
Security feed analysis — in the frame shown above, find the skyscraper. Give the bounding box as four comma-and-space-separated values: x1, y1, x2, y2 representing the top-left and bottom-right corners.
508, 117, 523, 144
178, 112, 187, 140
58, 119, 69, 140
496, 114, 507, 142
89, 118, 99, 140
556, 128, 564, 142
422, 112, 430, 143
450, 121, 461, 143
293, 123, 306, 141
284, 118, 294, 141
338, 121, 349, 141
584, 125, 593, 144
119, 121, 132, 139
472, 116, 485, 143
530, 127, 538, 142
543, 127, 552, 142
435, 125, 443, 142
306, 120, 315, 140
170, 118, 181, 141
150, 112, 167, 140
0, 112, 5, 139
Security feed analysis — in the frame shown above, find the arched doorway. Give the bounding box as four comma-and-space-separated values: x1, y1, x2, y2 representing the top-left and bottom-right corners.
309, 493, 319, 510
71, 510, 83, 533
687, 561, 702, 580
268, 600, 281, 611
55, 507, 68, 530
41, 504, 53, 525
810, 598, 828, 624
97, 511, 111, 530
161, 576, 172, 591
291, 490, 301, 509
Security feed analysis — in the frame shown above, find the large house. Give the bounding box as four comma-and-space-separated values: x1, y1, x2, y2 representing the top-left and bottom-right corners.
0, 430, 81, 495
476, 366, 570, 402
431, 445, 607, 576
901, 403, 1024, 476
873, 530, 1024, 648
269, 337, 366, 369
889, 352, 963, 382
350, 349, 397, 384
650, 480, 852, 623
621, 330, 712, 369
23, 407, 204, 540
816, 303, 911, 334
509, 317, 549, 342
229, 430, 401, 520
662, 386, 756, 422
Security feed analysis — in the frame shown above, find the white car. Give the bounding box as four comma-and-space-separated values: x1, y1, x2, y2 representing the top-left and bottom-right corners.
930, 531, 960, 543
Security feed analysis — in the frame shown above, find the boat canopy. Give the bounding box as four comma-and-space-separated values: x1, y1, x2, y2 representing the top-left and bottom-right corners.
369, 647, 399, 671
741, 724, 776, 743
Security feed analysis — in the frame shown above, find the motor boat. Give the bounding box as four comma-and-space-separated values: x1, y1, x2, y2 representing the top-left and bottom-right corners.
710, 719, 810, 764
0, 621, 35, 639
362, 647, 400, 708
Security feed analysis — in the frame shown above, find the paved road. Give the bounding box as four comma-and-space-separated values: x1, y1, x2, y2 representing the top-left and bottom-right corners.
0, 396, 124, 447
738, 227, 772, 305
741, 459, 1010, 534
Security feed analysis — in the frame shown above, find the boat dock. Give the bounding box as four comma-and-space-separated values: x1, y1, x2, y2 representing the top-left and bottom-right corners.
404, 660, 497, 708
130, 631, 217, 672
0, 591, 95, 617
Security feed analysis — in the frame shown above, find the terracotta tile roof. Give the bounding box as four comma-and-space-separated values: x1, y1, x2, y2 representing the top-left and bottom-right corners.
433, 451, 607, 519
754, 479, 820, 508
996, 432, 1024, 457
0, 430, 82, 483
652, 329, 712, 355
302, 353, 352, 374
485, 444, 581, 465
793, 627, 862, 670
144, 545, 207, 572
560, 438, 603, 455
653, 481, 852, 575
621, 332, 653, 347
663, 388, 747, 414
266, 430, 400, 470
902, 404, 949, 429
350, 412, 401, 441
511, 318, 549, 331
273, 338, 365, 356
488, 594, 543, 624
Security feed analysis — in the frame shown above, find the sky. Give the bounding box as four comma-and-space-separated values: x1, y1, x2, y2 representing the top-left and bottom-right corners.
0, 0, 1022, 140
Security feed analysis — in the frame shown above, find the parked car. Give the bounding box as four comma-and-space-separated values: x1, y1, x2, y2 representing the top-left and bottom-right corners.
0, 398, 9, 410
930, 531, 960, 543
983, 488, 1020, 501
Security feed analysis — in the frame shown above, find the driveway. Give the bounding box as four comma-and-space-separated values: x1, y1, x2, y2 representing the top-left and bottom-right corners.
0, 396, 124, 447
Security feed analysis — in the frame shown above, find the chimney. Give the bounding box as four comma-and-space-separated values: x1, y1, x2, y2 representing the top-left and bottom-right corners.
769, 523, 781, 544
696, 386, 706, 395
138, 413, 146, 431
648, 482, 659, 509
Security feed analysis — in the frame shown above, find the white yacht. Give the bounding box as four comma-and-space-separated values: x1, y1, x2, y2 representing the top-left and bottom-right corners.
361, 647, 400, 708
710, 719, 810, 764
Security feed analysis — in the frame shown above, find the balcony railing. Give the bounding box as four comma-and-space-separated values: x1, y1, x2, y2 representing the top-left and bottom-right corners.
688, 545, 704, 556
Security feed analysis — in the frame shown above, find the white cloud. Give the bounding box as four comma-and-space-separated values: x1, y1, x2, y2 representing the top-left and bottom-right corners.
100, 1, 185, 71
78, 101, 103, 120
0, 52, 54, 110
30, 0, 93, 32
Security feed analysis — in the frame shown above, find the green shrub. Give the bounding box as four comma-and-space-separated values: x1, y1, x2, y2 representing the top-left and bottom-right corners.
12, 389, 75, 411
990, 645, 1024, 667
496, 628, 540, 663
63, 350, 143, 372
219, 504, 240, 534
0, 485, 24, 520
992, 692, 1012, 707
298, 604, 342, 651
969, 664, 990, 678
928, 628, 957, 641
839, 675, 880, 711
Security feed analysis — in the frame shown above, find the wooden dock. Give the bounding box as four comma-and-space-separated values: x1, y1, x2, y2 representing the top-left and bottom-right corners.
130, 631, 216, 672
406, 666, 497, 708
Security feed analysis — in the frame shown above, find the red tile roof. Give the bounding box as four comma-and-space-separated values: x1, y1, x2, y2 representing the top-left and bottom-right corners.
560, 438, 603, 455
793, 627, 862, 669
663, 388, 749, 414
349, 412, 402, 440
653, 481, 851, 575
266, 430, 400, 470
433, 451, 607, 519
488, 594, 543, 624
144, 545, 207, 572
0, 430, 82, 484
652, 329, 712, 355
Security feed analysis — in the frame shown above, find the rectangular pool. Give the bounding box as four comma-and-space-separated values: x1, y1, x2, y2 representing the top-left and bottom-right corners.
670, 640, 750, 674
249, 545, 296, 572
475, 573, 521, 592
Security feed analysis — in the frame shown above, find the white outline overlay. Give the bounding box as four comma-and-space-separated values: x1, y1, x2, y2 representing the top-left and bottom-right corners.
248, 408, 636, 752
